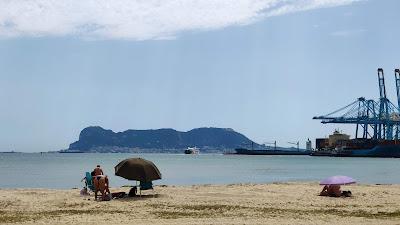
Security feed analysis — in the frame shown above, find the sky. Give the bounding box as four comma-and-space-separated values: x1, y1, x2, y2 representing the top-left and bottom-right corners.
1, 0, 400, 152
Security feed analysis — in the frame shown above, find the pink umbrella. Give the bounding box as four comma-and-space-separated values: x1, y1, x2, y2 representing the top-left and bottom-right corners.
320, 175, 356, 185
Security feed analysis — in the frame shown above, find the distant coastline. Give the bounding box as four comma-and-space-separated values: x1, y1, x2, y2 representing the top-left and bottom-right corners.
62, 126, 263, 153
0, 151, 21, 153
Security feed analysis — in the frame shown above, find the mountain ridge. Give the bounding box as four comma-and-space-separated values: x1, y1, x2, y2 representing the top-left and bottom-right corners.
65, 126, 259, 153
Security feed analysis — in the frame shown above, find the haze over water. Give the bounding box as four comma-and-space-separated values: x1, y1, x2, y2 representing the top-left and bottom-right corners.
1, 153, 399, 189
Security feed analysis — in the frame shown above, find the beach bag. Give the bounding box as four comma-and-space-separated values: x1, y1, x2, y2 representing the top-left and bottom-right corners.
342, 191, 352, 197
112, 192, 126, 199
80, 187, 89, 196
103, 193, 112, 201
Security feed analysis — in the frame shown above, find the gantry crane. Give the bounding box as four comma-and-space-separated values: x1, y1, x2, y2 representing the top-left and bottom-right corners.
313, 68, 400, 141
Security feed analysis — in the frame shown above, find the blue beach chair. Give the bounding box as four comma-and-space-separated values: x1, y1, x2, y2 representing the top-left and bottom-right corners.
138, 181, 154, 196
84, 172, 95, 192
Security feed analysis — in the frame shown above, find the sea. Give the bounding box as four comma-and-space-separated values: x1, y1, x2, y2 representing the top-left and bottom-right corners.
0, 153, 399, 189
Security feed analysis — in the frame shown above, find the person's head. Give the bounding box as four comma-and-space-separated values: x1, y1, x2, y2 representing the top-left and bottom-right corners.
97, 165, 101, 168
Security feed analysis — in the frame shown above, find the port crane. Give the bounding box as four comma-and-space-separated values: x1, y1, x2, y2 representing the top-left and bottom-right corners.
287, 141, 299, 151
263, 141, 277, 150
313, 69, 400, 140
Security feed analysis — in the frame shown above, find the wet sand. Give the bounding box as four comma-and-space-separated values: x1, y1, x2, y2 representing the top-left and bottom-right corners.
1, 182, 400, 224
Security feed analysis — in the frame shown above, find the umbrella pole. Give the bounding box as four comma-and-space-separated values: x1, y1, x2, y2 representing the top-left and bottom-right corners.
136, 180, 141, 197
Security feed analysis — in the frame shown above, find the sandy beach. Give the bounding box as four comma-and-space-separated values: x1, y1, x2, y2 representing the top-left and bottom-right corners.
1, 182, 400, 225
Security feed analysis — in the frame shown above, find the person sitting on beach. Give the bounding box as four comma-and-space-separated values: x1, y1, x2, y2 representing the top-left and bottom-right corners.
320, 185, 330, 196
320, 185, 342, 197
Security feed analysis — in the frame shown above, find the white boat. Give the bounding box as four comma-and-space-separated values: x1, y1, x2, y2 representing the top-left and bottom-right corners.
184, 147, 200, 154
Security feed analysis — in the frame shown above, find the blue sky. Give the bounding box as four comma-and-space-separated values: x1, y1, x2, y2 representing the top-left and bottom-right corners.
1, 0, 400, 152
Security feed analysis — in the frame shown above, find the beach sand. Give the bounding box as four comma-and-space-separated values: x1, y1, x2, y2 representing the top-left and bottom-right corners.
1, 183, 400, 225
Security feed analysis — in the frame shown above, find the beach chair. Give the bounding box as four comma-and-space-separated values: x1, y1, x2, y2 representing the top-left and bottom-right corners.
84, 172, 95, 192
138, 181, 154, 196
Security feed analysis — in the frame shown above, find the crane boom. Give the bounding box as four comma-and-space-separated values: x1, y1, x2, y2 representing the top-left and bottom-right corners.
395, 69, 400, 139
377, 68, 391, 139
378, 68, 387, 99
395, 69, 400, 108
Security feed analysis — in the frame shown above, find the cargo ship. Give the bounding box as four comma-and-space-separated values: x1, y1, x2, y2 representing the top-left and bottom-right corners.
235, 148, 310, 155
234, 141, 311, 155
312, 130, 400, 158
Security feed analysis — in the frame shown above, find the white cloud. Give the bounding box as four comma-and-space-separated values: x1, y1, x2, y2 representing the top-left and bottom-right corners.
0, 0, 360, 40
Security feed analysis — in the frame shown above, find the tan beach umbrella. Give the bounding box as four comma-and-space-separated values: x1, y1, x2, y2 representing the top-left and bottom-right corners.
114, 158, 162, 182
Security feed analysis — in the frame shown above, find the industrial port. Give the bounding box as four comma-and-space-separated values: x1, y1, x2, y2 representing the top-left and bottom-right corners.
312, 68, 400, 157
235, 68, 400, 158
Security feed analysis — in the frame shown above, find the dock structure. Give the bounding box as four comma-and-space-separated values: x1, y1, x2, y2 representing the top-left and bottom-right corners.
313, 68, 400, 141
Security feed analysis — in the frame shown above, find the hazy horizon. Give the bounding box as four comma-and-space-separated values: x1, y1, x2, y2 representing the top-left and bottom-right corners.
1, 0, 400, 152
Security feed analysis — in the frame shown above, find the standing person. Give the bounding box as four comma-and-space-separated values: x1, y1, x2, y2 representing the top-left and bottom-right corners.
92, 165, 111, 200
92, 165, 106, 186
94, 165, 104, 176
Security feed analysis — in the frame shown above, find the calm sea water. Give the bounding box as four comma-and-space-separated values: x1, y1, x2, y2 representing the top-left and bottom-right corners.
0, 153, 399, 189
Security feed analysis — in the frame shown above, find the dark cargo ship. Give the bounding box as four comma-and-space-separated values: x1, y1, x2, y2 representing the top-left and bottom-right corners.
312, 130, 400, 158
234, 142, 311, 155
235, 148, 310, 155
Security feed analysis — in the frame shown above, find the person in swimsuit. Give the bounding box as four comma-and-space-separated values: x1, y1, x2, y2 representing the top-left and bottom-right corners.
93, 165, 105, 183
92, 165, 110, 200
94, 165, 104, 176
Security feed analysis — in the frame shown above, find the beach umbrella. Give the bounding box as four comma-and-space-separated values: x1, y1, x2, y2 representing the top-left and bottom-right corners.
320, 175, 356, 186
115, 158, 162, 182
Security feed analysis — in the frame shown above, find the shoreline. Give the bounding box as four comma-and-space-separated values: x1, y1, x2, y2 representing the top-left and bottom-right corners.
1, 182, 400, 224
0, 180, 398, 190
